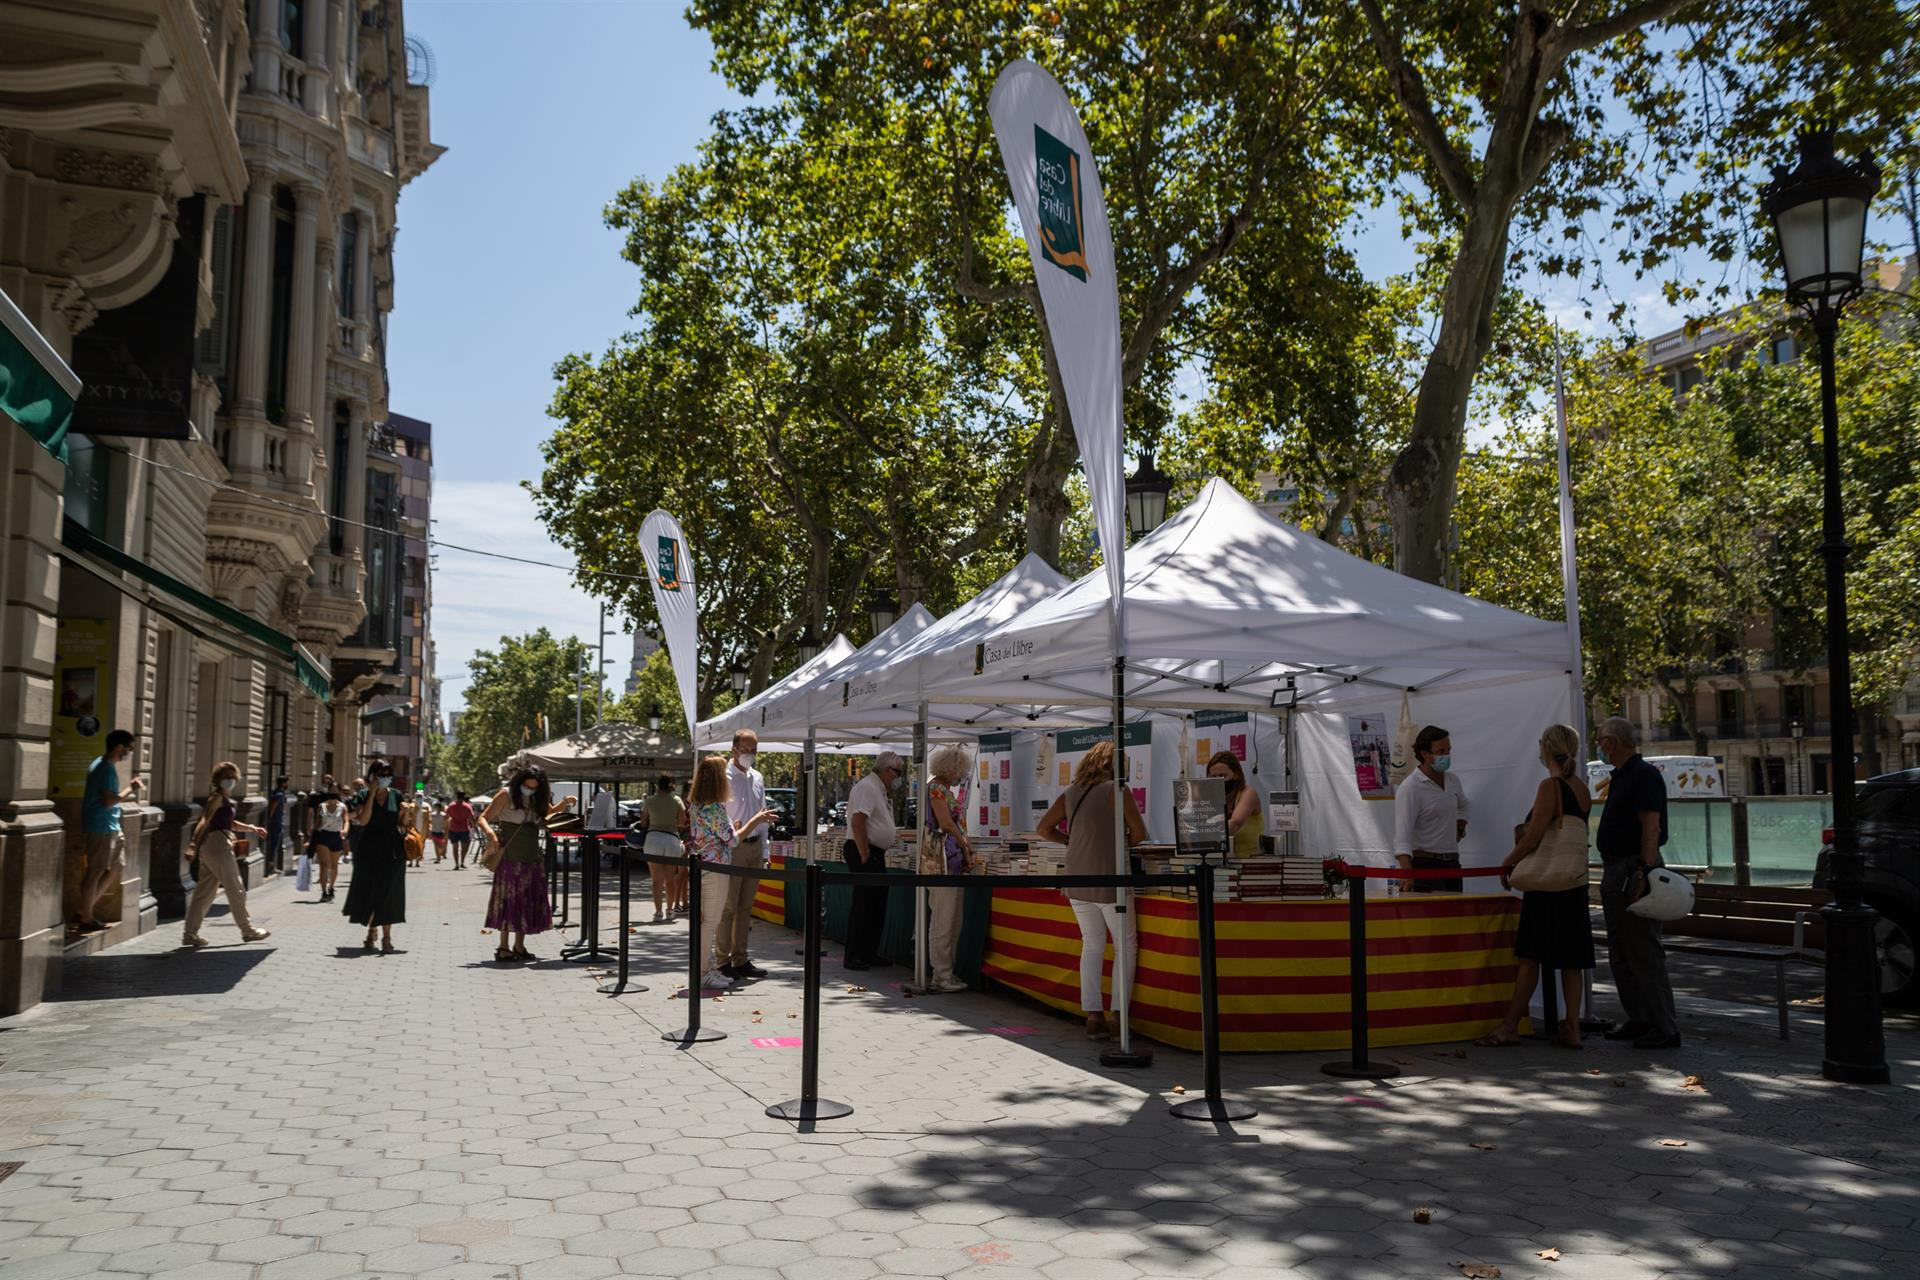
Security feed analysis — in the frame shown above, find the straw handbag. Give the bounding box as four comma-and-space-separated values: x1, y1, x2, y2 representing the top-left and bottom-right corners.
1509, 781, 1589, 893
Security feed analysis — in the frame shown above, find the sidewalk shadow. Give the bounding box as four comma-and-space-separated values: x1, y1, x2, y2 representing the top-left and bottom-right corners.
52, 948, 272, 1000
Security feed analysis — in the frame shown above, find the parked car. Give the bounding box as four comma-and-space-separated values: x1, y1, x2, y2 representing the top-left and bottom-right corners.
828, 800, 848, 827
1813, 769, 1920, 1005
765, 787, 800, 841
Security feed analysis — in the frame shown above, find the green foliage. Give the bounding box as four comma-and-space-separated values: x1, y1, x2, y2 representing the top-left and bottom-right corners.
1455, 296, 1920, 737
441, 630, 600, 797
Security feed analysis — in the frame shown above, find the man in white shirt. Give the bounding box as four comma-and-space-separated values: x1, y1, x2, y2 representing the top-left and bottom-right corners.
1393, 725, 1468, 893
716, 730, 769, 979
842, 750, 905, 970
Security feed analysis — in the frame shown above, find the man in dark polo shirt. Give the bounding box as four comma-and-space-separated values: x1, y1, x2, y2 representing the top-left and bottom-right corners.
1595, 715, 1680, 1048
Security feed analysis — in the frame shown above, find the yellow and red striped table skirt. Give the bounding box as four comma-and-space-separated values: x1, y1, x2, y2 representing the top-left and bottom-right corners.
981, 889, 1521, 1052
752, 853, 786, 926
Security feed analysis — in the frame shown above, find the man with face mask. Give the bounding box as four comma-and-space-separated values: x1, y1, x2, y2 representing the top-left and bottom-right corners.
714, 730, 770, 979
77, 729, 142, 931
842, 750, 906, 970
1393, 725, 1468, 893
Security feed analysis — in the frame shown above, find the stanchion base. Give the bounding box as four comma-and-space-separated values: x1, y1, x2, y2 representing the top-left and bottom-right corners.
662, 1027, 727, 1044
598, 980, 648, 995
1170, 1094, 1256, 1122
1099, 1049, 1154, 1069
562, 948, 619, 964
1320, 1059, 1391, 1079
765, 1097, 853, 1122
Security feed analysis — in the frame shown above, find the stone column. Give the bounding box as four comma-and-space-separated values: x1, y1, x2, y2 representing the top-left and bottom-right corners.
303, 231, 335, 501
0, 428, 66, 1014
251, 0, 281, 95
233, 174, 275, 418
285, 184, 320, 440
352, 207, 372, 355
302, 0, 331, 116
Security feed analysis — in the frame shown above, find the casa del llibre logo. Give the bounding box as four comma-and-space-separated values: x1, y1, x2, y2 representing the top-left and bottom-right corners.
656, 535, 682, 591
1034, 124, 1089, 282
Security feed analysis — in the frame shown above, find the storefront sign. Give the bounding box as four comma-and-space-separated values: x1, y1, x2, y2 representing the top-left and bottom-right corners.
69, 196, 201, 440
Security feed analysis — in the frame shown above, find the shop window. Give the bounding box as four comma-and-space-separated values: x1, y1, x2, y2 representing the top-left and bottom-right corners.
339, 212, 358, 320
1748, 756, 1787, 795
265, 188, 297, 425
329, 401, 351, 552
1715, 689, 1740, 738
1783, 685, 1809, 727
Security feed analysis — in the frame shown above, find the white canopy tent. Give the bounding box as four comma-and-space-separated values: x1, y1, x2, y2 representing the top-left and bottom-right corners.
696, 634, 857, 751
749, 603, 940, 754
505, 721, 697, 784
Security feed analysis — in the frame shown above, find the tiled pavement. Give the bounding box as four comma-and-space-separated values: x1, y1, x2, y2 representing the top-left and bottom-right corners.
2, 859, 1917, 1280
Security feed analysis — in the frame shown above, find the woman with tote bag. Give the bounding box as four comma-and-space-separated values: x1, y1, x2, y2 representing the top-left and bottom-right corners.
1478, 723, 1595, 1048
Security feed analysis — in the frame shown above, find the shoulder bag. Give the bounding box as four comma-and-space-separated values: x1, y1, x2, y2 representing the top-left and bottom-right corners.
1509, 780, 1590, 892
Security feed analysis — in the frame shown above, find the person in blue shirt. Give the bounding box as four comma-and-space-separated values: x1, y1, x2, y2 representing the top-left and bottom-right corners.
78, 729, 141, 931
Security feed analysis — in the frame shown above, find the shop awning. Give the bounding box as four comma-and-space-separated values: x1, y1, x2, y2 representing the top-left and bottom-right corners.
1, 287, 81, 459
60, 518, 331, 702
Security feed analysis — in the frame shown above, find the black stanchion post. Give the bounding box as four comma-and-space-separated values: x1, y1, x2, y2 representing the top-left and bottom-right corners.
1323, 866, 1387, 1078
1172, 864, 1255, 1122
599, 843, 647, 995
557, 836, 571, 929
769, 860, 853, 1122
665, 857, 724, 1044
566, 835, 617, 963
1539, 962, 1558, 1041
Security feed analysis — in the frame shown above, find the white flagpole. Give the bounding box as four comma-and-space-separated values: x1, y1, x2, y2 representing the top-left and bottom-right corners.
1553, 328, 1587, 745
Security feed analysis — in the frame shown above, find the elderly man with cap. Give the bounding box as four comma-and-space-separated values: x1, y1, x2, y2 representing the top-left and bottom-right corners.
842, 750, 907, 970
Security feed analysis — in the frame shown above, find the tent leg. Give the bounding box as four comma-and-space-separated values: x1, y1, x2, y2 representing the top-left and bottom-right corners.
913, 708, 929, 992
1102, 653, 1151, 1070
797, 732, 823, 958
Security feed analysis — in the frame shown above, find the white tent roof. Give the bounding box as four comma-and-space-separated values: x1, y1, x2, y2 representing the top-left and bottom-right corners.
696, 633, 857, 749
812, 554, 1073, 734
906, 477, 1571, 719
741, 603, 940, 752
507, 721, 696, 783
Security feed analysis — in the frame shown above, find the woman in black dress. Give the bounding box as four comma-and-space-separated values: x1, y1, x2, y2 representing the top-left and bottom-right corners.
1480, 723, 1595, 1048
343, 758, 407, 952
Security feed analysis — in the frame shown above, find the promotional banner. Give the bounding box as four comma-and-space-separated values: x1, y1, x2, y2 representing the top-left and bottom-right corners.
50, 618, 114, 799
1193, 709, 1251, 770
989, 59, 1125, 615
639, 510, 699, 746
976, 732, 1016, 839
1346, 711, 1394, 799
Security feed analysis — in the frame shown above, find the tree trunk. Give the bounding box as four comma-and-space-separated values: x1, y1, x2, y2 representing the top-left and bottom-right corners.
1022, 303, 1081, 568
1860, 701, 1884, 779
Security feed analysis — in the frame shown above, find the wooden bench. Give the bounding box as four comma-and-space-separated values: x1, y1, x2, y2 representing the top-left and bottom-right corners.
1663, 884, 1831, 1040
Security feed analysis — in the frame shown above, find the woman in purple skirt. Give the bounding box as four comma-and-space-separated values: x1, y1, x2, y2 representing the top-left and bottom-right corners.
477, 765, 572, 962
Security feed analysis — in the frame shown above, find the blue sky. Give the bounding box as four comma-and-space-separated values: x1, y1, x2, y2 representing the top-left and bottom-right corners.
395, 2, 1710, 717
392, 2, 741, 715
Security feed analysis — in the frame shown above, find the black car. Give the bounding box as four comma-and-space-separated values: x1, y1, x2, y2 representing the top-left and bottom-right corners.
765, 788, 800, 841
1813, 769, 1920, 1004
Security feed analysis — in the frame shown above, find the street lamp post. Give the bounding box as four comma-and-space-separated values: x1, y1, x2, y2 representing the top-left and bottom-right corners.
866, 590, 899, 638
1761, 128, 1888, 1085
646, 705, 662, 732
729, 660, 750, 700
795, 624, 822, 666
1124, 450, 1173, 542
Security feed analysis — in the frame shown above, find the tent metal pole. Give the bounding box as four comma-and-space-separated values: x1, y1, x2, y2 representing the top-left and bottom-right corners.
913, 705, 929, 991
803, 731, 817, 866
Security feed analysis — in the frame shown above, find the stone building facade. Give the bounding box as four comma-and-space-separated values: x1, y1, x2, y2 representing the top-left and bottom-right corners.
0, 0, 441, 1013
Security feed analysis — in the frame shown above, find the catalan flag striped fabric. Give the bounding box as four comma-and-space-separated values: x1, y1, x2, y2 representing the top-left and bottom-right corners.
752, 853, 786, 926
980, 889, 1522, 1052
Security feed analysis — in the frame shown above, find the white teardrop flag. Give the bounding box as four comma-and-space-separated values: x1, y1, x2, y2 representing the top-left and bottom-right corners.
639, 510, 699, 746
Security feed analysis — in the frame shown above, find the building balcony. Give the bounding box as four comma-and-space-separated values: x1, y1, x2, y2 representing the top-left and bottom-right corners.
347, 116, 395, 177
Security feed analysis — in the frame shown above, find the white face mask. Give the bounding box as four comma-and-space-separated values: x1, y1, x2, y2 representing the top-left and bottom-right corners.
521, 784, 538, 797
737, 752, 757, 770
218, 778, 237, 794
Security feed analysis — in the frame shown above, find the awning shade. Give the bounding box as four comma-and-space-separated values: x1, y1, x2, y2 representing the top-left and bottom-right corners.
508, 721, 697, 782
61, 517, 331, 702
2, 288, 81, 459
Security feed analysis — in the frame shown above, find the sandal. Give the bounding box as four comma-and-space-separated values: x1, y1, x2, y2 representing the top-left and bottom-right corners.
380, 939, 396, 955
1555, 1019, 1583, 1050
494, 947, 513, 963
362, 933, 377, 952
1474, 1031, 1522, 1047
511, 948, 535, 962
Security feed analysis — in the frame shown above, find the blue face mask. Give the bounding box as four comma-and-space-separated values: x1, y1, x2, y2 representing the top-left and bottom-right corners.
1432, 754, 1452, 774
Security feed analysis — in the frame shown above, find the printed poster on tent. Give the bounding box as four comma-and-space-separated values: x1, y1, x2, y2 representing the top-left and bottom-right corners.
1193, 709, 1250, 771
975, 732, 1016, 838
1053, 722, 1151, 816
1347, 712, 1395, 799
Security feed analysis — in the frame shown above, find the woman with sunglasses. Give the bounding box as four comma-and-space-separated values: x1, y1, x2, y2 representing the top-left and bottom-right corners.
342, 759, 408, 953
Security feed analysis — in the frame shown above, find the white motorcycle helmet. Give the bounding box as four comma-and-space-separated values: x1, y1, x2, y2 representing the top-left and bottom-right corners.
1628, 866, 1695, 922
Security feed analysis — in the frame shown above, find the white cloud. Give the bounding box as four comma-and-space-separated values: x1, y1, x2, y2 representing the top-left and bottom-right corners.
430, 479, 630, 716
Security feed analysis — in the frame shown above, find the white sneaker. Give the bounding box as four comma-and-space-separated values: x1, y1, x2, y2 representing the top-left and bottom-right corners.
931, 978, 969, 994
699, 971, 733, 990
241, 928, 271, 942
